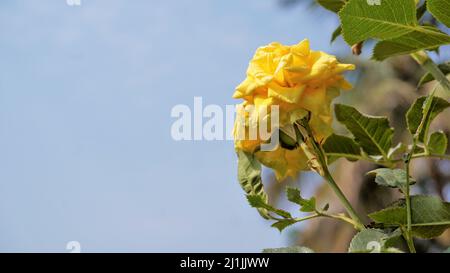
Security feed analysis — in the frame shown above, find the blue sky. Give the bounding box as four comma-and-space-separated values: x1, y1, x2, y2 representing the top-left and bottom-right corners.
0, 0, 356, 252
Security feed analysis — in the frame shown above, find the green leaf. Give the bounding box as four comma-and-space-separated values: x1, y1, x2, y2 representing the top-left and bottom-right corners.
348, 229, 403, 253
271, 219, 297, 232
334, 104, 394, 160
406, 96, 450, 142
317, 0, 346, 13
279, 127, 298, 150
323, 133, 362, 162
369, 195, 450, 238
367, 168, 415, 190
428, 0, 450, 28
339, 0, 450, 60
237, 150, 270, 219
286, 187, 316, 212
237, 150, 263, 195
262, 246, 314, 253
372, 27, 450, 60
330, 25, 342, 43
418, 62, 450, 87
339, 0, 417, 45
428, 131, 448, 155
349, 229, 386, 253
247, 194, 292, 219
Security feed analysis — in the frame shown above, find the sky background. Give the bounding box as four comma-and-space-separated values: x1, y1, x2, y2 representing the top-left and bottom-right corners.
0, 0, 427, 252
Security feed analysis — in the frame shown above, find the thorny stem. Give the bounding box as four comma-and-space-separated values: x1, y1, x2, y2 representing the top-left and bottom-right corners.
319, 212, 358, 226
377, 54, 447, 251
291, 214, 322, 223
411, 51, 450, 94
321, 169, 365, 231
411, 153, 450, 160
401, 85, 439, 253
404, 150, 416, 253
298, 119, 366, 231
390, 153, 450, 163
289, 211, 360, 230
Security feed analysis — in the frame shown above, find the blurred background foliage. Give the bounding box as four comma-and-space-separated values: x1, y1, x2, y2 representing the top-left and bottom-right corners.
263, 0, 450, 252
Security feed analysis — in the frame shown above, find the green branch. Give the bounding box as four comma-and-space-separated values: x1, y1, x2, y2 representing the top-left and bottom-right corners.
401, 84, 440, 253
412, 153, 450, 160
411, 51, 450, 94
298, 118, 366, 231
403, 152, 416, 253
289, 211, 364, 231
291, 213, 322, 223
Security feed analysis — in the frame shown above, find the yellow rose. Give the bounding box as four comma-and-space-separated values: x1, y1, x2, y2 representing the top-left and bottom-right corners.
233, 39, 355, 180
